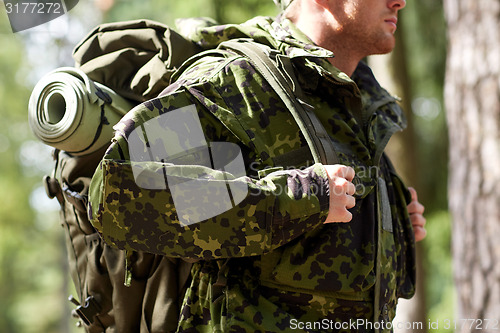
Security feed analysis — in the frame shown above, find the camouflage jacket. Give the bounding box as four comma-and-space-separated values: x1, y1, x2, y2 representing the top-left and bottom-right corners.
88, 16, 416, 332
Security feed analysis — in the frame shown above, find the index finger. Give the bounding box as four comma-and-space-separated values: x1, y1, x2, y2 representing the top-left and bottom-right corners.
408, 187, 418, 201
341, 166, 355, 182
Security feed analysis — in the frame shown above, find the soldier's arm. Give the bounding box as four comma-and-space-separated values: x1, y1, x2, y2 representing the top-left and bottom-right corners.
88, 95, 336, 260
88, 149, 332, 260
88, 53, 355, 259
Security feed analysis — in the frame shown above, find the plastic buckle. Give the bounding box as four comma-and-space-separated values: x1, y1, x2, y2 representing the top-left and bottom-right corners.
68, 295, 101, 326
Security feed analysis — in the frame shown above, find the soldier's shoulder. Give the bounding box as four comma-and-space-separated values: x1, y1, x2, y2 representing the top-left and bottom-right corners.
174, 48, 258, 86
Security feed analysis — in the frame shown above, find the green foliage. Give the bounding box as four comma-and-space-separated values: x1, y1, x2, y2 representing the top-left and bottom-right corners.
424, 211, 456, 332
398, 0, 453, 326
0, 13, 73, 333
402, 0, 447, 98
102, 0, 278, 26
400, 0, 449, 213
0, 18, 33, 333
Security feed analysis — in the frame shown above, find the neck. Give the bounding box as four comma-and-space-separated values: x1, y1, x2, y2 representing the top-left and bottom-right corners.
289, 3, 362, 77
325, 49, 361, 77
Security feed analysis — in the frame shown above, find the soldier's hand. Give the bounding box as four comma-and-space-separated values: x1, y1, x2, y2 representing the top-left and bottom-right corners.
323, 165, 356, 223
407, 187, 427, 242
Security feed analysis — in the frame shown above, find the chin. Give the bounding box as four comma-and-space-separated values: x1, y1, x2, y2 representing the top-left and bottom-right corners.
373, 38, 396, 55
375, 46, 395, 55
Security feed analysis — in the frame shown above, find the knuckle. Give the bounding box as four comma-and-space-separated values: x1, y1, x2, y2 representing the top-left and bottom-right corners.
347, 196, 356, 208
333, 177, 348, 186
331, 183, 347, 196
343, 211, 353, 222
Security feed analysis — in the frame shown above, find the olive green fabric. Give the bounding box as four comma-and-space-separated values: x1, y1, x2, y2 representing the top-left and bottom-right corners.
35, 19, 212, 332
221, 39, 339, 165
73, 19, 202, 103
49, 148, 193, 332
88, 16, 416, 332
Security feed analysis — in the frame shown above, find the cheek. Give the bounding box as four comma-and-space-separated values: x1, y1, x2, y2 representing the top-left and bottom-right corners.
343, 2, 359, 20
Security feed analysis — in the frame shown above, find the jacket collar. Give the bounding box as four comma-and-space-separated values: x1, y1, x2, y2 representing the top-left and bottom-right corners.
179, 16, 405, 129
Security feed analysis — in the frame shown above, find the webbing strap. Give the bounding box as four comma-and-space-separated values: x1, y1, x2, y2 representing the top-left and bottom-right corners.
220, 40, 338, 165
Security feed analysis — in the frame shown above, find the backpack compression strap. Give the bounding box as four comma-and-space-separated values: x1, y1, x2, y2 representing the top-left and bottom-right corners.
220, 39, 338, 165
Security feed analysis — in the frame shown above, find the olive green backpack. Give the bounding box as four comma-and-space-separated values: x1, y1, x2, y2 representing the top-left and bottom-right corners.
39, 18, 334, 332
42, 20, 201, 332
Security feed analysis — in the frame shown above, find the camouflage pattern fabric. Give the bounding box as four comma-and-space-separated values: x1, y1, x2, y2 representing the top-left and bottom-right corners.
88, 16, 416, 332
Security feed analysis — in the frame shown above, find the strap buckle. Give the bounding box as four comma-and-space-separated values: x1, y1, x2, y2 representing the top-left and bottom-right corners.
68, 295, 101, 326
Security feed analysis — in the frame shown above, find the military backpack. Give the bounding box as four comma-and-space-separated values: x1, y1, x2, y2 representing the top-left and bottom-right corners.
33, 18, 333, 332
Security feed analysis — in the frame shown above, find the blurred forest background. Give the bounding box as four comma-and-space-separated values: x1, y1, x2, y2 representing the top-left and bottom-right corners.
0, 0, 479, 332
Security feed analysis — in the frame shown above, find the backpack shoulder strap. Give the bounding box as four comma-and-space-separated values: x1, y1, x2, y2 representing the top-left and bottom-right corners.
220, 39, 338, 165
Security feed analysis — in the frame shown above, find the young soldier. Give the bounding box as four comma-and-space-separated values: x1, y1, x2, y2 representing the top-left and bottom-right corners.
88, 0, 426, 331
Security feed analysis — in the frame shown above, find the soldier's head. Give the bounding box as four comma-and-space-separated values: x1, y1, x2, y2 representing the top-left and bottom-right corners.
276, 0, 406, 73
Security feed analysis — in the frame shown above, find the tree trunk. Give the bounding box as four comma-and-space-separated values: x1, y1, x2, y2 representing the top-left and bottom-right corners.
444, 0, 500, 328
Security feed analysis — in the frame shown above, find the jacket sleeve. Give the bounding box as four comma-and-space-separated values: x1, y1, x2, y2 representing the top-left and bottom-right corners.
88, 54, 331, 260
88, 154, 330, 260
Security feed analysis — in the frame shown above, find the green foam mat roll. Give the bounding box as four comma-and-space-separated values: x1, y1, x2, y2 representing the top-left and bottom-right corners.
29, 67, 135, 156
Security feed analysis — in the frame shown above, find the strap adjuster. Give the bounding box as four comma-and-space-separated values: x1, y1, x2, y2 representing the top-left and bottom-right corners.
68, 295, 101, 326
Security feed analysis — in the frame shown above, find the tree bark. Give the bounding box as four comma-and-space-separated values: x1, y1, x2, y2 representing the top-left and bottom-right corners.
444, 0, 500, 329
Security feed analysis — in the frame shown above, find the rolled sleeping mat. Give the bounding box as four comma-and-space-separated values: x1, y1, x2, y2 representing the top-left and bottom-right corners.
28, 67, 135, 156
